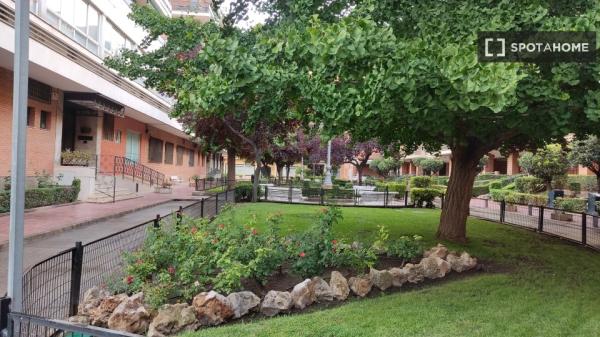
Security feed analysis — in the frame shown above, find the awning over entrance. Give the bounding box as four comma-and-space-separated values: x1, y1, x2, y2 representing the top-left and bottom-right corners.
64, 92, 125, 117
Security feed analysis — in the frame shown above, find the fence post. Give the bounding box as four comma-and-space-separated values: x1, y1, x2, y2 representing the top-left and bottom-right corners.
384, 186, 389, 208
320, 188, 325, 205
200, 199, 205, 218
68, 241, 84, 317
500, 200, 506, 223
404, 190, 408, 207
582, 212, 587, 246
538, 206, 544, 232
215, 193, 219, 215
153, 214, 160, 228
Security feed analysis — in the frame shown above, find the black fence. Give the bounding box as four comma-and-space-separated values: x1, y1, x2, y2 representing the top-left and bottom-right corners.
467, 197, 600, 251
194, 177, 230, 192
15, 189, 234, 326
262, 184, 412, 208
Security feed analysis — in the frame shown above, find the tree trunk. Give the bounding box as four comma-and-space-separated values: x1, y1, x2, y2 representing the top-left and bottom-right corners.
357, 167, 363, 185
227, 147, 236, 189
596, 174, 600, 193
252, 150, 262, 202
437, 147, 482, 243
276, 162, 283, 185
286, 164, 291, 182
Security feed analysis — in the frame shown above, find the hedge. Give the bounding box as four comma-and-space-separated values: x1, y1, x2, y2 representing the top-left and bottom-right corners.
410, 187, 443, 208
567, 175, 597, 192
235, 183, 263, 202
0, 179, 80, 213
554, 197, 588, 213
375, 182, 407, 194
514, 176, 546, 193
409, 176, 432, 188
472, 184, 490, 197
489, 189, 546, 206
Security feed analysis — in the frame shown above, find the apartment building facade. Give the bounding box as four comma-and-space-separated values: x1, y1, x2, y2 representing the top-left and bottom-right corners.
0, 0, 221, 200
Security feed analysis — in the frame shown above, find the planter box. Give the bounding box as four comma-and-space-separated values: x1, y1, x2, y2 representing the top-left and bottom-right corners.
550, 211, 573, 222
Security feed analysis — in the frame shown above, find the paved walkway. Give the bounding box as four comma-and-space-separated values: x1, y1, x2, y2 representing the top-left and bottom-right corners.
0, 199, 196, 295
0, 184, 201, 247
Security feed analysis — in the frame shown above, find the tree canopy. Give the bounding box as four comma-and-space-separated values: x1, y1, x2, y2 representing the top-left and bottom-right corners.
569, 135, 600, 191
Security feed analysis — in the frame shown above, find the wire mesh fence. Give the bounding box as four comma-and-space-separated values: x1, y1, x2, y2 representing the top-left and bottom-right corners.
8, 312, 140, 337
18, 190, 234, 323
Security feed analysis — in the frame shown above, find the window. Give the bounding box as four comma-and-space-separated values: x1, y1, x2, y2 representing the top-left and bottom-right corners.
188, 149, 195, 167
27, 107, 35, 127
176, 146, 184, 166
102, 114, 115, 141
40, 110, 50, 129
115, 130, 122, 144
164, 142, 174, 164
149, 137, 163, 163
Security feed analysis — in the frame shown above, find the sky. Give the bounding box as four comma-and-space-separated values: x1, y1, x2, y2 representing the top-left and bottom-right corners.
220, 0, 268, 28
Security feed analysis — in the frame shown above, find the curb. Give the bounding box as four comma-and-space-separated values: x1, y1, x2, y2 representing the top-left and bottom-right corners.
0, 198, 188, 250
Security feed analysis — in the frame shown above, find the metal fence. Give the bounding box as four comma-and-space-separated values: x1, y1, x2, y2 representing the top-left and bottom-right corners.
17, 189, 234, 325
262, 184, 412, 208
467, 197, 600, 251
194, 178, 230, 192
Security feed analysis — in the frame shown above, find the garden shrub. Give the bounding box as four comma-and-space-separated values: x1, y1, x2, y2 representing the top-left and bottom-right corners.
489, 181, 503, 190
567, 175, 597, 192
471, 183, 489, 197
387, 235, 424, 263
375, 182, 407, 196
0, 178, 80, 212
554, 197, 587, 213
568, 182, 581, 195
410, 188, 442, 208
234, 183, 262, 202
489, 189, 510, 202
431, 184, 447, 194
490, 189, 546, 206
515, 176, 546, 193
409, 176, 432, 188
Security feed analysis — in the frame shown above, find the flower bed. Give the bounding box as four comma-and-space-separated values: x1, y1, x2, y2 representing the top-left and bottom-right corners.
70, 207, 479, 336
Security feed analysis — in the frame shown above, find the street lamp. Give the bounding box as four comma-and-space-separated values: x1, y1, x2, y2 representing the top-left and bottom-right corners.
323, 139, 333, 188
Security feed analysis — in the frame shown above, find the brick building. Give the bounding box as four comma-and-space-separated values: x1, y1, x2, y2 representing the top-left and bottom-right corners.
0, 0, 221, 201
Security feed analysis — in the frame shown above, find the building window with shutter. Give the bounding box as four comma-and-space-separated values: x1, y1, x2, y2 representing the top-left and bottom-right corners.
164, 142, 174, 164
188, 149, 195, 167
149, 137, 163, 163
102, 114, 115, 141
40, 110, 50, 129
176, 146, 184, 166
27, 107, 35, 127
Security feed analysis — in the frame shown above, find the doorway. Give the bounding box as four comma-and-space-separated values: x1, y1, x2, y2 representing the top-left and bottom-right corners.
126, 131, 141, 162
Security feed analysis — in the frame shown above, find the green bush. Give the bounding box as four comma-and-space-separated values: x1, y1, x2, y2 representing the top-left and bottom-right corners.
489, 189, 510, 202
375, 182, 407, 196
409, 176, 432, 188
234, 183, 262, 202
410, 188, 442, 208
432, 176, 449, 186
0, 179, 80, 212
554, 197, 587, 213
386, 235, 424, 262
568, 182, 581, 195
489, 181, 503, 190
472, 184, 490, 197
515, 176, 546, 193
490, 189, 546, 206
567, 175, 597, 192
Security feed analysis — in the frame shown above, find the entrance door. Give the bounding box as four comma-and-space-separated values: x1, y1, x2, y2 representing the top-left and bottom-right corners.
126, 132, 141, 162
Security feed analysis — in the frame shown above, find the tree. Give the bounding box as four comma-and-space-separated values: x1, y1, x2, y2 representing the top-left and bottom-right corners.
278, 1, 600, 242
341, 139, 380, 185
369, 157, 401, 177
417, 159, 445, 176
105, 4, 300, 201
518, 152, 535, 175
528, 144, 570, 191
569, 135, 600, 192
269, 132, 303, 183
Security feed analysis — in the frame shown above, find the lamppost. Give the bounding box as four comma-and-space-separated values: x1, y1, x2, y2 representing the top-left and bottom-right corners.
323, 139, 333, 188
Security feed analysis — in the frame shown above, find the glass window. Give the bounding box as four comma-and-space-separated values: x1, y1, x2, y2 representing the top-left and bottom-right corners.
149, 137, 164, 163
27, 107, 35, 127
176, 146, 184, 166
164, 142, 174, 164
87, 5, 99, 40
188, 149, 195, 167
102, 114, 115, 141
61, 0, 75, 25
74, 0, 88, 33
40, 110, 50, 129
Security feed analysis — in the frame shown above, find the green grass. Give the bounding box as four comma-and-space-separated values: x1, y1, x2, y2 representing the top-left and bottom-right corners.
183, 203, 600, 337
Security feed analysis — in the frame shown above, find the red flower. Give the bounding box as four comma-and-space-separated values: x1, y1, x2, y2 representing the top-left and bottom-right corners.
191, 227, 198, 234
126, 275, 134, 285
332, 239, 338, 245
168, 266, 176, 274
299, 252, 306, 258
251, 228, 258, 235
218, 223, 225, 229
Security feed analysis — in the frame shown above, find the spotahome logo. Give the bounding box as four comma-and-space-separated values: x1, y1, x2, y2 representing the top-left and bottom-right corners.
478, 31, 596, 62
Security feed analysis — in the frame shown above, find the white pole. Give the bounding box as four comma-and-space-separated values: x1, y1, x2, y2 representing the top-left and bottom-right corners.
323, 140, 333, 187
7, 0, 30, 313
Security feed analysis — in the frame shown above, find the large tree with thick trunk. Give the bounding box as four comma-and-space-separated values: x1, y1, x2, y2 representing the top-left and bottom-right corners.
268, 0, 600, 242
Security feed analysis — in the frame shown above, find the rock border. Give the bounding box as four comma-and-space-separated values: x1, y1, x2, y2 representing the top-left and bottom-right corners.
70, 244, 479, 336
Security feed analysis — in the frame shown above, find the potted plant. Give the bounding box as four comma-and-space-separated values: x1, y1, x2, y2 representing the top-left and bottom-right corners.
551, 197, 587, 222
61, 149, 92, 166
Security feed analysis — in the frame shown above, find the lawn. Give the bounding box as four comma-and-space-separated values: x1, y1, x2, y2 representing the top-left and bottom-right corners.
183, 203, 600, 337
